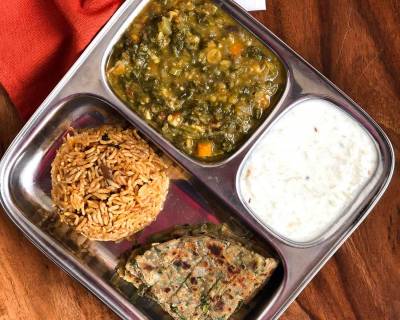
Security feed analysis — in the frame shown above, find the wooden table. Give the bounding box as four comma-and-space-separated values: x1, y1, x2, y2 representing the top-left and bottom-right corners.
0, 1, 399, 319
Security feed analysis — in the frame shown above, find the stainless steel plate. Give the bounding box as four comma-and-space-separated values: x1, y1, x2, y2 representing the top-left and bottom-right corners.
0, 0, 395, 319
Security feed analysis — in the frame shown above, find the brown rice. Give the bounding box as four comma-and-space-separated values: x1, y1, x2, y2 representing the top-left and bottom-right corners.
51, 125, 169, 241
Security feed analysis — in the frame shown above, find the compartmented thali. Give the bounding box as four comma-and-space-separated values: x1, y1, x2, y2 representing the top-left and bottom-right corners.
0, 0, 395, 319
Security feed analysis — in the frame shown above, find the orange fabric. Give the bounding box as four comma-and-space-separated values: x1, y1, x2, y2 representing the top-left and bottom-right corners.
0, 0, 122, 120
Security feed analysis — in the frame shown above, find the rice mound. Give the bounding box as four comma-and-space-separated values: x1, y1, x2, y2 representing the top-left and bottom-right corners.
51, 125, 169, 241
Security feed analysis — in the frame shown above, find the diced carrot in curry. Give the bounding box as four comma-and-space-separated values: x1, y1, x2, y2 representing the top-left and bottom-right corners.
197, 141, 214, 158
230, 42, 244, 57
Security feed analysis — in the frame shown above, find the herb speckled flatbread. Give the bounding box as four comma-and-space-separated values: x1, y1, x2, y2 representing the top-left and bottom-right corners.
118, 224, 278, 320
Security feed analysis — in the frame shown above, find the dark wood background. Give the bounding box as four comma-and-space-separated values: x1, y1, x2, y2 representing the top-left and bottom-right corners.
0, 0, 399, 319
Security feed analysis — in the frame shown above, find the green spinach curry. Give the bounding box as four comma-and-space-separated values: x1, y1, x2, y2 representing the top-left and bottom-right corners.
107, 0, 285, 161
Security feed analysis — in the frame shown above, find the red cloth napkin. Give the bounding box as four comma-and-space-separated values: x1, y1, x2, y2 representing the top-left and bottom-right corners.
0, 0, 122, 120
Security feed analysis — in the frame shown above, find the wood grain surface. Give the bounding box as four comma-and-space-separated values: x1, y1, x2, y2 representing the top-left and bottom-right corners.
0, 1, 399, 319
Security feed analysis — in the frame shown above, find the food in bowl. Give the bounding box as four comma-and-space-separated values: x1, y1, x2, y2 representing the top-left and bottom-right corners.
51, 125, 169, 241
239, 99, 378, 243
106, 0, 285, 161
118, 224, 278, 320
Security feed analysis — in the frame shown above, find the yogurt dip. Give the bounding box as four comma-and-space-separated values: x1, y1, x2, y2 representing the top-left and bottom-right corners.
239, 98, 378, 243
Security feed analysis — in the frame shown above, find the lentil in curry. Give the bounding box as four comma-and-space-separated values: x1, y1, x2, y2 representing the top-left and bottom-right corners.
107, 0, 285, 161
